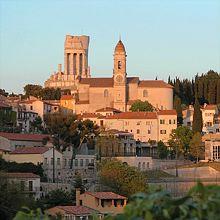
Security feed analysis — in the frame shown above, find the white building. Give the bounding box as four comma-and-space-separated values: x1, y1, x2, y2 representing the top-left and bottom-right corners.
183, 104, 220, 134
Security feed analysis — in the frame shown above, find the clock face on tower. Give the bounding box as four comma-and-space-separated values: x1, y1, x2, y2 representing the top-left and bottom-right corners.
115, 75, 123, 83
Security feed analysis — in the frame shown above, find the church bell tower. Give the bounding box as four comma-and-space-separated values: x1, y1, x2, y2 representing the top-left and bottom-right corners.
113, 40, 127, 112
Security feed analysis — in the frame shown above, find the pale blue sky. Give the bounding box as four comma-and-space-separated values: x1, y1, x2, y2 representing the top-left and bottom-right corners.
0, 0, 220, 93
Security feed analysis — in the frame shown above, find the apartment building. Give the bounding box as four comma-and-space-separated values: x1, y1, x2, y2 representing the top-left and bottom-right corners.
104, 110, 177, 143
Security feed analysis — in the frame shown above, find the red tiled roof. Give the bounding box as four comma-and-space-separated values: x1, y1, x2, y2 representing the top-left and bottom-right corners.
60, 95, 73, 100
80, 78, 114, 87
0, 132, 50, 141
11, 147, 50, 154
84, 191, 127, 200
96, 107, 121, 113
79, 113, 102, 118
106, 112, 157, 120
157, 110, 177, 115
139, 80, 173, 88
54, 206, 97, 215
127, 77, 139, 84
1, 172, 40, 178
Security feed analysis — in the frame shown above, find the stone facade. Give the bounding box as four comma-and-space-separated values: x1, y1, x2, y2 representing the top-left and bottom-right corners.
45, 35, 173, 114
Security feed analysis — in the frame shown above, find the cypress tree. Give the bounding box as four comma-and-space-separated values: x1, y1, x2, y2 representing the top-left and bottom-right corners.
192, 98, 203, 133
174, 96, 183, 125
217, 80, 220, 104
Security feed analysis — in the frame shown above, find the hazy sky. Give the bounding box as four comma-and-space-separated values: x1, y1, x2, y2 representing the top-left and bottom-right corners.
0, 0, 220, 94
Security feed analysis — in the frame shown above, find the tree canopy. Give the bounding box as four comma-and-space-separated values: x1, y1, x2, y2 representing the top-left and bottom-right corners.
23, 84, 62, 100
130, 100, 154, 112
168, 126, 193, 158
99, 159, 147, 197
192, 98, 203, 133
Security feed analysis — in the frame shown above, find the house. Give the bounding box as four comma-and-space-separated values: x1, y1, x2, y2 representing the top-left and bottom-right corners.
19, 98, 59, 119
104, 110, 177, 143
4, 146, 63, 182
76, 189, 127, 215
46, 205, 101, 220
98, 129, 136, 157
0, 172, 41, 199
183, 104, 220, 134
203, 133, 220, 161
0, 132, 50, 151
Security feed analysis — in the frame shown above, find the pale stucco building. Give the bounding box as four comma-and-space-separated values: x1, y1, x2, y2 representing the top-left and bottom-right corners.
45, 35, 173, 114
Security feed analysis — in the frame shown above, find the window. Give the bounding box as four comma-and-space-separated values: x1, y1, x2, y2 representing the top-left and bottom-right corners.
138, 162, 141, 169
30, 106, 33, 110
173, 119, 176, 124
75, 159, 78, 167
143, 90, 148, 97
50, 158, 53, 165
142, 162, 146, 170
86, 159, 89, 166
160, 119, 165, 124
28, 181, 33, 191
118, 61, 121, 69
57, 158, 60, 166
64, 159, 67, 167
137, 121, 141, 125
68, 159, 71, 166
80, 159, 83, 167
104, 89, 109, 98
137, 129, 140, 134
160, 130, 166, 134
147, 130, 151, 134
169, 119, 172, 124
20, 181, 25, 191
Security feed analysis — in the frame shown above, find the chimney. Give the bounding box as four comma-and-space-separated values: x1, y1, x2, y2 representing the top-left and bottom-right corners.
76, 188, 81, 206
58, 64, 62, 73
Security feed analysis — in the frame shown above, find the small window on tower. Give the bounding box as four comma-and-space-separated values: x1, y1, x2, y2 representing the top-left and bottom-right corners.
104, 89, 109, 97
118, 61, 121, 69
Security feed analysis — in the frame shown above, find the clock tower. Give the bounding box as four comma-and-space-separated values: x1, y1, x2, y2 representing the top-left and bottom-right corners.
113, 40, 127, 112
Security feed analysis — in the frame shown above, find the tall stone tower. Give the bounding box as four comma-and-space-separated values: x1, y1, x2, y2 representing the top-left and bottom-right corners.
64, 35, 90, 79
113, 40, 127, 112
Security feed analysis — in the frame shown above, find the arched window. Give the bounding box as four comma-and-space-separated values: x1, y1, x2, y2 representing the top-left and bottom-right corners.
104, 89, 109, 98
138, 162, 141, 169
142, 162, 145, 170
118, 61, 121, 69
143, 90, 148, 97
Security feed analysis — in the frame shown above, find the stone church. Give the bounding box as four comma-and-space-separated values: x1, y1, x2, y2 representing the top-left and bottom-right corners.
44, 35, 173, 113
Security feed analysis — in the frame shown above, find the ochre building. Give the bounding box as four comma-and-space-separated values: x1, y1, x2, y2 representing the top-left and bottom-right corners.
45, 35, 173, 114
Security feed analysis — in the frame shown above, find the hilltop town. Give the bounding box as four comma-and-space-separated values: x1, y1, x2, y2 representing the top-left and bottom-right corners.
1, 35, 220, 219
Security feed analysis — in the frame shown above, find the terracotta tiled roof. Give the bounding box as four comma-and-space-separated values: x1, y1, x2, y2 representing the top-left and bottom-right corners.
139, 80, 173, 88
0, 132, 50, 141
106, 112, 157, 119
79, 113, 102, 119
11, 147, 50, 154
96, 107, 121, 113
76, 100, 90, 104
53, 206, 97, 215
1, 172, 40, 178
84, 191, 127, 200
115, 40, 126, 53
80, 78, 114, 87
157, 110, 177, 115
61, 95, 73, 100
127, 77, 139, 84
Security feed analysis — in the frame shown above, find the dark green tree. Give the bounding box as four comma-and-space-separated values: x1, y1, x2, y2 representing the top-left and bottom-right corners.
174, 96, 183, 125
99, 159, 147, 197
217, 79, 220, 104
31, 116, 43, 132
157, 141, 168, 159
192, 98, 203, 133
130, 100, 154, 112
